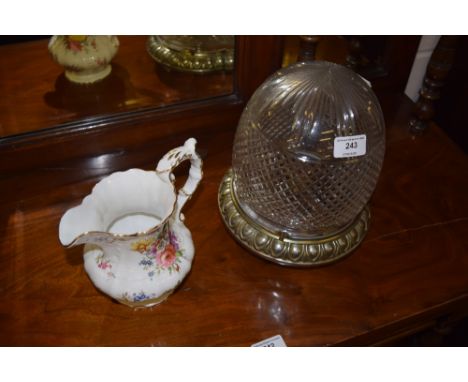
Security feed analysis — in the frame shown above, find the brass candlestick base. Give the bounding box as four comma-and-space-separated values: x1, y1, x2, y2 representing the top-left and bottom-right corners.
218, 169, 370, 267
146, 36, 234, 73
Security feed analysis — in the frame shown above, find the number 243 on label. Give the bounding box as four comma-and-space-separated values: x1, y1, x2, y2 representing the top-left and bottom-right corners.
333, 134, 366, 158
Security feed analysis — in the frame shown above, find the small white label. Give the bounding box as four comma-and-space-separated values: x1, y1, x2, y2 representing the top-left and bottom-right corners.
251, 335, 287, 347
333, 134, 367, 158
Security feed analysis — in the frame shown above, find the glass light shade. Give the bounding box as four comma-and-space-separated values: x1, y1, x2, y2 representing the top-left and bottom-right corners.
231, 61, 385, 241
218, 61, 385, 266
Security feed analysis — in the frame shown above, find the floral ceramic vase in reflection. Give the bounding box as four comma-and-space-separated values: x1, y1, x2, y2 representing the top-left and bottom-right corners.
49, 36, 119, 84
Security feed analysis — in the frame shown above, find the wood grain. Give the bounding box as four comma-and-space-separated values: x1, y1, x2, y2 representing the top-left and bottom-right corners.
1, 93, 467, 346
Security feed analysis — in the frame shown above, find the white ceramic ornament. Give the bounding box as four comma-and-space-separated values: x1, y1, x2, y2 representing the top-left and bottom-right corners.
49, 35, 119, 84
59, 138, 202, 307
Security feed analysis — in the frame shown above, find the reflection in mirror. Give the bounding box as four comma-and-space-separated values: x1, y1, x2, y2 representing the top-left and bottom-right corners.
48, 36, 120, 84
0, 35, 234, 140
147, 36, 234, 73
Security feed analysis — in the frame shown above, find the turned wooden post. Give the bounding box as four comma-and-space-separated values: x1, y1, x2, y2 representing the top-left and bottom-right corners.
409, 36, 458, 134
345, 36, 363, 71
297, 36, 320, 62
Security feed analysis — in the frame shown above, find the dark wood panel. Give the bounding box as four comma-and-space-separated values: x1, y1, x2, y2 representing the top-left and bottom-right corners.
0, 95, 242, 174
235, 36, 284, 100
375, 36, 421, 92
1, 93, 467, 346
436, 36, 468, 152
281, 36, 420, 93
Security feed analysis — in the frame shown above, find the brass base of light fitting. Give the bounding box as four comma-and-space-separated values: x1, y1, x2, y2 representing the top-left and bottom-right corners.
218, 169, 370, 267
146, 36, 234, 73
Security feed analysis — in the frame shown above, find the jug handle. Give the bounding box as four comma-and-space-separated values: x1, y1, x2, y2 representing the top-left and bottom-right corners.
156, 138, 203, 221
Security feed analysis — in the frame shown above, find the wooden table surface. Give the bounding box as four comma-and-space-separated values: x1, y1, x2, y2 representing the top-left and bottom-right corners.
0, 36, 233, 138
0, 94, 467, 346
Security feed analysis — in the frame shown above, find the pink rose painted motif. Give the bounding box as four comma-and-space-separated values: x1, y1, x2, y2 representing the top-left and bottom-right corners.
156, 244, 177, 269
132, 228, 183, 276
68, 40, 83, 52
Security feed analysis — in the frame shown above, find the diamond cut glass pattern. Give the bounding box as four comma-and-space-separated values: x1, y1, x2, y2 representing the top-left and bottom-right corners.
232, 61, 385, 239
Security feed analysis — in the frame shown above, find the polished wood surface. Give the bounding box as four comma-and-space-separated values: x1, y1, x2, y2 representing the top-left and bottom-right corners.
0, 36, 233, 138
1, 92, 467, 346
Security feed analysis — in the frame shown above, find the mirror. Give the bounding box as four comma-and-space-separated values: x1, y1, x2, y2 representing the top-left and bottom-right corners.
0, 35, 234, 141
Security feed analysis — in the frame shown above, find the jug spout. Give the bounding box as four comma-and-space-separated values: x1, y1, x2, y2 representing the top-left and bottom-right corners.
59, 201, 103, 247
57, 137, 203, 308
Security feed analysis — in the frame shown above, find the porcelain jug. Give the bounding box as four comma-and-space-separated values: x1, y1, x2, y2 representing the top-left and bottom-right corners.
59, 138, 202, 307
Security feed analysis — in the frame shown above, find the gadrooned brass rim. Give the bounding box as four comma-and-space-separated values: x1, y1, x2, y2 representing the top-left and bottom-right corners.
218, 169, 370, 267
146, 36, 234, 73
